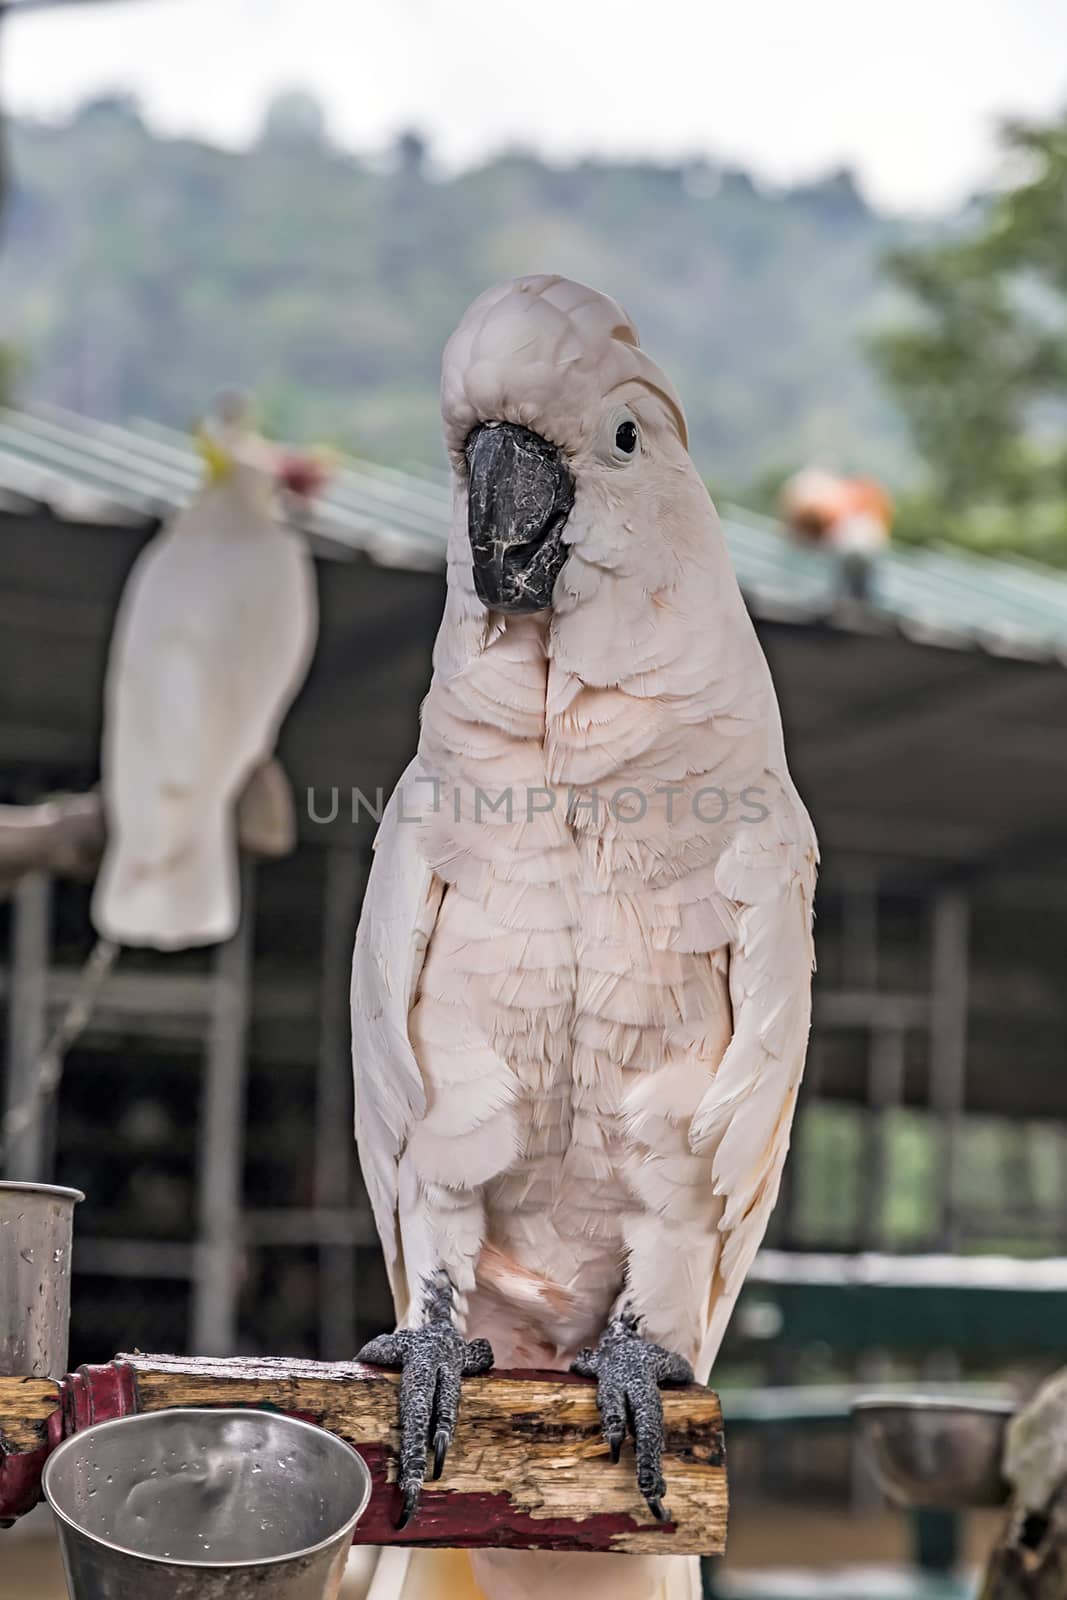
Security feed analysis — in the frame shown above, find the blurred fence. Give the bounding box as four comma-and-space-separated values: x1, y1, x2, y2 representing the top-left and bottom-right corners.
4, 858, 1067, 1381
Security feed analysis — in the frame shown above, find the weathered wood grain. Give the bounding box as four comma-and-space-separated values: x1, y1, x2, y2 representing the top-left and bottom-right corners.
0, 1376, 63, 1524
0, 1376, 59, 1452
0, 1358, 727, 1554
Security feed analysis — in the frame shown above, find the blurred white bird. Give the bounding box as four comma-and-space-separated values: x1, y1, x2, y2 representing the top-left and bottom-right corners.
92, 394, 317, 949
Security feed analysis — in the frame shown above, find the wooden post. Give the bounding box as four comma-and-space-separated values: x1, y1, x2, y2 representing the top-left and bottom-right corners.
860, 1026, 905, 1250
929, 888, 970, 1252
3, 872, 53, 1179
193, 863, 256, 1354
841, 863, 879, 992
314, 846, 366, 1358
0, 1357, 727, 1553
848, 866, 889, 1258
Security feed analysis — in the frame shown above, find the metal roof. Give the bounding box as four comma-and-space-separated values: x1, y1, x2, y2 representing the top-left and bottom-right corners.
4, 403, 1067, 664
0, 404, 450, 572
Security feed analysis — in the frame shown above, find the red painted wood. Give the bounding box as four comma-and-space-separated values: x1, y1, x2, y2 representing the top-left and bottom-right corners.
62, 1362, 139, 1435
0, 1413, 62, 1525
0, 1363, 138, 1521
349, 1442, 680, 1551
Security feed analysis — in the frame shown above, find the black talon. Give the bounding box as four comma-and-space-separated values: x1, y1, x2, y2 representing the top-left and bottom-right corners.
571, 1313, 693, 1525
396, 1484, 421, 1530
357, 1273, 494, 1531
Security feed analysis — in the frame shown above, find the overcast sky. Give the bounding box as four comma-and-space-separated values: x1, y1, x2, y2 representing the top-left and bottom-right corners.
4, 0, 1066, 213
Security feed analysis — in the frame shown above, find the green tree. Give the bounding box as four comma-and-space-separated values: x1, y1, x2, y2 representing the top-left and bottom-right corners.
873, 113, 1067, 565
0, 95, 909, 482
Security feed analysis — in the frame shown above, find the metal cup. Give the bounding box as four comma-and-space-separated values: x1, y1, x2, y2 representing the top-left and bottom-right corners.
0, 1180, 84, 1378
43, 1408, 373, 1600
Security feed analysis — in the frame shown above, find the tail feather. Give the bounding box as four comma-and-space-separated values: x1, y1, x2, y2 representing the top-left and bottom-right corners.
93, 811, 237, 949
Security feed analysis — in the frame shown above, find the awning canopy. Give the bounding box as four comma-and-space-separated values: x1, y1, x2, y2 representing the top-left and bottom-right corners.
2, 404, 1066, 902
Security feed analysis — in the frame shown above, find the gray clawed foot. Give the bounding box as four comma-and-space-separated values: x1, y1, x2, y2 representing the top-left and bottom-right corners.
357, 1273, 493, 1529
571, 1312, 693, 1523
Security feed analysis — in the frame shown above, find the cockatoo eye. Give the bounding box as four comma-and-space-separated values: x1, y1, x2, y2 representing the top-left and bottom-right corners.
601, 408, 640, 465
615, 420, 638, 455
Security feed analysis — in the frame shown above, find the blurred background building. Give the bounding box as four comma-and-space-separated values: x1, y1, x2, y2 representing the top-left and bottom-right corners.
3, 2, 1067, 1595
4, 406, 1067, 1590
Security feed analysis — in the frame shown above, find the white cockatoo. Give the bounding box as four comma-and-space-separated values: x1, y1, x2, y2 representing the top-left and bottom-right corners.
352, 277, 817, 1600
93, 395, 317, 950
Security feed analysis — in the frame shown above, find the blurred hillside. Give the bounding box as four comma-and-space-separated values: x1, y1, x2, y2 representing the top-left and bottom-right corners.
0, 92, 923, 490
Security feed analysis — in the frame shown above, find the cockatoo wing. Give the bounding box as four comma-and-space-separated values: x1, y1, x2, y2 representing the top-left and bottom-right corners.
93, 540, 236, 946
352, 763, 442, 1321
105, 600, 218, 866
690, 781, 818, 1377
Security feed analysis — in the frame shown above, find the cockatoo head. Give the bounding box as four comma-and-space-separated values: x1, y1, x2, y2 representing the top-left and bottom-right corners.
195, 389, 278, 511
441, 275, 695, 615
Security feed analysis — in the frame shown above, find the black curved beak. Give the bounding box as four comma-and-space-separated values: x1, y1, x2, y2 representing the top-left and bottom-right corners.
465, 422, 574, 614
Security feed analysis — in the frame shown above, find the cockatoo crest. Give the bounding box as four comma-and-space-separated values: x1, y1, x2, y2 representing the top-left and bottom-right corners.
435, 275, 762, 703
441, 274, 687, 459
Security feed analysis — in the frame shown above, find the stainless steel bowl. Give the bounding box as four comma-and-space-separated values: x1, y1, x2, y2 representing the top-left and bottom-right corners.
853, 1395, 1015, 1509
44, 1408, 373, 1599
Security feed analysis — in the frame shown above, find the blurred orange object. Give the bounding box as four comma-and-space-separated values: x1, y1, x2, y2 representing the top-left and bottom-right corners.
840, 475, 894, 528
780, 468, 893, 551
780, 467, 893, 601
779, 467, 851, 542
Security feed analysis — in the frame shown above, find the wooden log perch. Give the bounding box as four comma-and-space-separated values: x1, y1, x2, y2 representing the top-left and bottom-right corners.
0, 759, 297, 895
0, 793, 105, 891
0, 1355, 726, 1555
